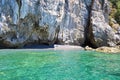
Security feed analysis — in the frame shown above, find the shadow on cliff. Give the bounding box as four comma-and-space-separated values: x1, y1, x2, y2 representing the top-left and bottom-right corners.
23, 44, 54, 49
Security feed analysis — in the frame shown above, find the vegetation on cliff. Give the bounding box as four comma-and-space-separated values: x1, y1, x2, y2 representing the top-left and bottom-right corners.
109, 0, 120, 25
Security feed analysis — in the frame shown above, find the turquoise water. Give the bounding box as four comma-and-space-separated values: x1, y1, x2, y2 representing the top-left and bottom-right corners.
0, 49, 120, 80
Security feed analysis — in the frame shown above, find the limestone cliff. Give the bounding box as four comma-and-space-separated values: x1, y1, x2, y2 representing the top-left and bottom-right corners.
0, 0, 120, 48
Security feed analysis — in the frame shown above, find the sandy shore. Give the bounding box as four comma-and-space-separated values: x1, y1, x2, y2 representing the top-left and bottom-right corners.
54, 45, 84, 50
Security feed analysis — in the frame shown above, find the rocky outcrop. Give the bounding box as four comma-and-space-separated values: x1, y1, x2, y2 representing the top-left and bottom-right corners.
0, 0, 120, 48
84, 45, 120, 53
96, 46, 120, 53
88, 0, 120, 47
58, 0, 91, 45
0, 0, 62, 48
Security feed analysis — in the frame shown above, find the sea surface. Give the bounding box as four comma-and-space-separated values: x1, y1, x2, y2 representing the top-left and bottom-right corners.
0, 49, 120, 80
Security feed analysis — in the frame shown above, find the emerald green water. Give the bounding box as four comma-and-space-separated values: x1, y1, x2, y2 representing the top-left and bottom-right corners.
0, 50, 120, 80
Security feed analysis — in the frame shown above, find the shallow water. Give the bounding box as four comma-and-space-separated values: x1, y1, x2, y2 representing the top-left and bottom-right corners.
0, 49, 120, 80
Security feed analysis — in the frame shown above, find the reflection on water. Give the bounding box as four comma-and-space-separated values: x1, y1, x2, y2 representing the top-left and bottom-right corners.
0, 50, 120, 80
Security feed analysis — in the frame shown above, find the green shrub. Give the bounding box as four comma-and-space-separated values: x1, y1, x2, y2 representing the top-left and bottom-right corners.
109, 0, 120, 24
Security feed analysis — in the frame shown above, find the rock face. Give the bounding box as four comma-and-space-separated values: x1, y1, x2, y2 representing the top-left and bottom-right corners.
88, 0, 120, 47
0, 0, 120, 48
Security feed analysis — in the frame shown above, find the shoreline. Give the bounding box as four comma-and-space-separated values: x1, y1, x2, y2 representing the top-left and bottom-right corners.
0, 44, 84, 50
0, 44, 120, 53
23, 44, 84, 50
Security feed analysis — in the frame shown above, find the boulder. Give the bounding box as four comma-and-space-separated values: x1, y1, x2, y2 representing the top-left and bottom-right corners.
96, 46, 120, 53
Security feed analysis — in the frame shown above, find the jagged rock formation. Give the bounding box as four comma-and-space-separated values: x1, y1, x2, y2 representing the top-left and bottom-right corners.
0, 0, 120, 48
89, 0, 120, 47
